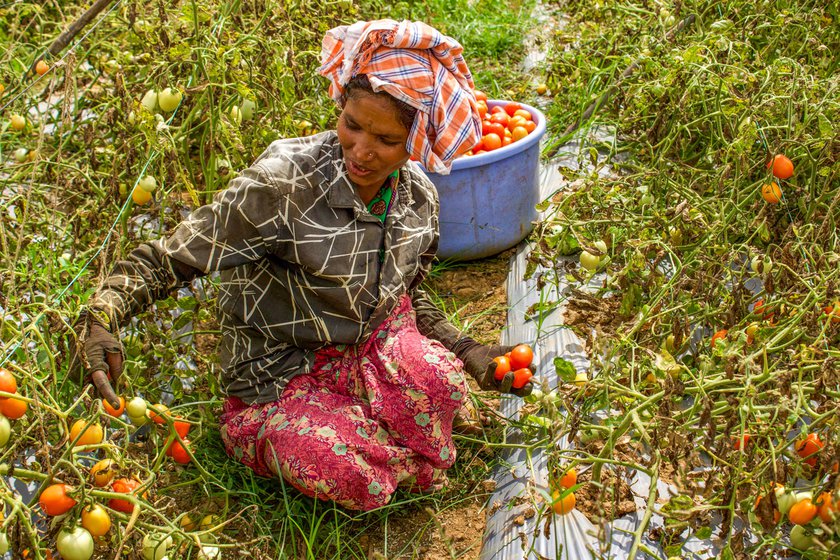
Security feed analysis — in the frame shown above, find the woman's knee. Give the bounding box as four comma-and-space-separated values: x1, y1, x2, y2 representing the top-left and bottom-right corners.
263, 437, 397, 511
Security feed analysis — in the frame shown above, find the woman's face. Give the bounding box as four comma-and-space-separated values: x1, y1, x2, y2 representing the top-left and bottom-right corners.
337, 92, 411, 192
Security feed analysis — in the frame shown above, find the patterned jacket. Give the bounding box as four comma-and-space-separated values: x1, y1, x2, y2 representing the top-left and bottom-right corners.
89, 131, 456, 403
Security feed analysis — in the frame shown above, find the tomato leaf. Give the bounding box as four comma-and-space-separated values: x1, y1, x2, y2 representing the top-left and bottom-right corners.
553, 357, 576, 382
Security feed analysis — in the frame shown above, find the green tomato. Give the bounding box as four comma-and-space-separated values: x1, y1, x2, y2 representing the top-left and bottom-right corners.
138, 176, 157, 193
0, 532, 8, 554
0, 415, 10, 447
240, 98, 256, 121
157, 87, 182, 112
10, 114, 26, 130
580, 250, 600, 271
140, 89, 158, 112
126, 397, 147, 418
789, 524, 816, 550
775, 486, 797, 515
593, 240, 607, 254
56, 526, 94, 560
142, 532, 173, 560
13, 148, 28, 162
230, 105, 242, 125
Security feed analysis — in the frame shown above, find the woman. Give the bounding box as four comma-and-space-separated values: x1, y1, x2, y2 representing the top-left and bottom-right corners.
73, 19, 532, 511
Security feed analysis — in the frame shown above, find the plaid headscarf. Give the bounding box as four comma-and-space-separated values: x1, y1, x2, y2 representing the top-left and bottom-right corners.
319, 19, 481, 175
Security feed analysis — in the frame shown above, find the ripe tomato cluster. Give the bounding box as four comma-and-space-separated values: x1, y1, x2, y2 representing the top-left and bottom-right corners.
760, 153, 794, 204
0, 368, 27, 421
551, 466, 578, 515
491, 343, 535, 389
465, 90, 538, 156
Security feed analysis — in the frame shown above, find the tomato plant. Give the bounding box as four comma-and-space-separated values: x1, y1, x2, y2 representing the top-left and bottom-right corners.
39, 483, 77, 516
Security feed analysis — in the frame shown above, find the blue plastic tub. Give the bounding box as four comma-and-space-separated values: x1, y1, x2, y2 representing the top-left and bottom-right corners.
421, 100, 546, 261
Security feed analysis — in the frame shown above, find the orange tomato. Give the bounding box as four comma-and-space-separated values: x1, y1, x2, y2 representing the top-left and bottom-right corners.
486, 122, 505, 139
753, 298, 774, 320
103, 396, 125, 417
70, 419, 104, 446
511, 368, 532, 389
769, 154, 794, 180
482, 133, 502, 151
513, 109, 532, 120
795, 433, 824, 468
109, 478, 146, 513
523, 120, 537, 133
473, 89, 488, 103
710, 329, 728, 349
167, 438, 192, 464
507, 115, 527, 130
476, 100, 487, 119
492, 356, 512, 381
90, 458, 117, 487
502, 135, 512, 147
753, 494, 781, 524
761, 182, 782, 204
0, 368, 17, 396
148, 403, 171, 425
817, 492, 836, 522
39, 484, 77, 516
512, 126, 529, 141
489, 105, 505, 114
558, 468, 577, 489
35, 60, 49, 76
0, 396, 27, 419
551, 489, 576, 514
131, 185, 152, 205
509, 344, 534, 370
823, 302, 840, 323
788, 498, 818, 525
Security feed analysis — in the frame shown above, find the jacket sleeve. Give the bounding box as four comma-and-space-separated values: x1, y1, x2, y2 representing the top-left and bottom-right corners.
87, 163, 282, 329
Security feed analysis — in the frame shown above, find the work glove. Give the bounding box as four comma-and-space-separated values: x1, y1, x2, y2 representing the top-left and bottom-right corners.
451, 337, 534, 397
68, 309, 124, 409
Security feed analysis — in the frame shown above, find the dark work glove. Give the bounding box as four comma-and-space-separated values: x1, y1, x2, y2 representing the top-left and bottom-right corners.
451, 337, 534, 397
68, 310, 124, 409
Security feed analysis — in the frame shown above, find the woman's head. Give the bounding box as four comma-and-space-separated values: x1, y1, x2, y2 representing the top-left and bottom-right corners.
320, 20, 481, 175
337, 75, 413, 191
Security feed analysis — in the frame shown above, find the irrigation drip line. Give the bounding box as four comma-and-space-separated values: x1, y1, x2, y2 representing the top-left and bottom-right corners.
545, 13, 697, 156
0, 0, 125, 114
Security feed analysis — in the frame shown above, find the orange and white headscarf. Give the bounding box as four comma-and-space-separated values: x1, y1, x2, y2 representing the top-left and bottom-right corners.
319, 19, 481, 175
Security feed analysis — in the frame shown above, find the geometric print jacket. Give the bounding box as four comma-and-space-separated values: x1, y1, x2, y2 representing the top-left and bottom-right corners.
88, 131, 456, 403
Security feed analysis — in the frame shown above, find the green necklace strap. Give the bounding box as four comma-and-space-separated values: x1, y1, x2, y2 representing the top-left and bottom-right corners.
366, 170, 398, 223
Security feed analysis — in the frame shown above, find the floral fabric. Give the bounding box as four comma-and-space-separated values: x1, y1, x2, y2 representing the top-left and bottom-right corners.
219, 294, 467, 511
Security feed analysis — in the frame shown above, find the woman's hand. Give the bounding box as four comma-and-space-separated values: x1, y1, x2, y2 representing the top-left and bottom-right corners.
68, 311, 124, 409
455, 341, 534, 397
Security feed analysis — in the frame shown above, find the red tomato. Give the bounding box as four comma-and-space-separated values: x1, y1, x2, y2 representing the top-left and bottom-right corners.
474, 89, 488, 102
493, 356, 512, 381
487, 122, 506, 139
509, 344, 534, 369
109, 478, 145, 513
504, 102, 522, 117
710, 329, 728, 349
39, 484, 77, 516
483, 133, 502, 151
481, 120, 493, 135
795, 433, 824, 467
511, 368, 532, 389
167, 439, 192, 464
489, 112, 510, 127
173, 419, 190, 438
733, 433, 751, 450
490, 105, 505, 114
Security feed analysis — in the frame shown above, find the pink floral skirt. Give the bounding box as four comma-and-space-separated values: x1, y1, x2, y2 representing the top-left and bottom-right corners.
219, 295, 468, 511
